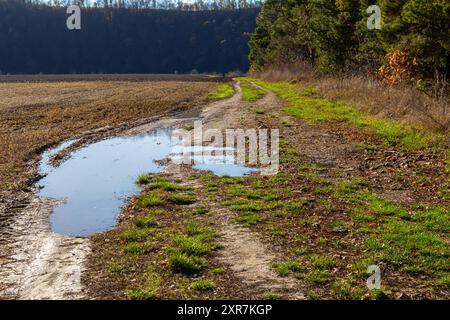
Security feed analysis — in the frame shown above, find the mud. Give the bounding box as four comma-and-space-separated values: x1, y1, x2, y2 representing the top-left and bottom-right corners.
1, 80, 291, 299
0, 196, 89, 299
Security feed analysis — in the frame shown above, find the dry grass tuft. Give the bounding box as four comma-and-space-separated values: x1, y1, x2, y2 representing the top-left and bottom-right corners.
252, 64, 449, 135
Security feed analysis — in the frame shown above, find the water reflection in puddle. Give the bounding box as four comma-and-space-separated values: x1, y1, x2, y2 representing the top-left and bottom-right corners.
38, 128, 257, 236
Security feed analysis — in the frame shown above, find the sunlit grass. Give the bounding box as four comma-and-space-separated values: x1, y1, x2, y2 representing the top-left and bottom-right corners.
208, 83, 235, 99
252, 79, 443, 150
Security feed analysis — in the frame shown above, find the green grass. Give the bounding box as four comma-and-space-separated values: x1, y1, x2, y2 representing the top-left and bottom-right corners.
332, 279, 365, 300
304, 270, 332, 284
186, 222, 216, 240
174, 235, 211, 256
170, 193, 197, 205
193, 206, 209, 215
211, 267, 225, 275
169, 251, 208, 274
123, 242, 146, 254
120, 228, 154, 242
126, 266, 161, 300
208, 83, 235, 99
261, 293, 284, 300
138, 191, 163, 207
334, 178, 450, 281
126, 288, 156, 300
136, 174, 150, 185
182, 125, 195, 131
168, 222, 215, 274
149, 177, 184, 191
191, 279, 216, 291
252, 79, 443, 150
108, 261, 126, 275
308, 255, 336, 270
240, 79, 267, 102
236, 213, 263, 226
272, 260, 303, 276
367, 217, 449, 274
133, 215, 157, 228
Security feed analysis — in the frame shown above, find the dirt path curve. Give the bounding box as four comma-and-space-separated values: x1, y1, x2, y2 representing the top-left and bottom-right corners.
174, 81, 305, 299
0, 80, 305, 300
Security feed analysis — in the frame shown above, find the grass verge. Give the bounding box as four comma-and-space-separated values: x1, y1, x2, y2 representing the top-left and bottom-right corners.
250, 79, 443, 150
208, 83, 235, 99
239, 78, 267, 102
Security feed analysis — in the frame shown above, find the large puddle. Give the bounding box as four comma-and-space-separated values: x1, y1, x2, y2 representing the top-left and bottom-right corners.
38, 129, 256, 236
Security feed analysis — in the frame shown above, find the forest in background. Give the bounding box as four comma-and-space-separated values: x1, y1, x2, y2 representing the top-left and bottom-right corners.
0, 0, 260, 74
23, 0, 263, 10
249, 0, 450, 86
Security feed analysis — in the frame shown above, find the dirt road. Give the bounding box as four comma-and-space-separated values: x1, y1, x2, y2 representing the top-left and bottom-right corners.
1, 80, 448, 299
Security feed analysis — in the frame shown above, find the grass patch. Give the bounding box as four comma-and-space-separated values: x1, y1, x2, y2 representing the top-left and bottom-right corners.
272, 260, 303, 276
149, 177, 184, 191
168, 222, 215, 275
211, 267, 225, 275
126, 266, 161, 300
236, 213, 263, 226
136, 174, 150, 185
170, 193, 197, 205
261, 293, 284, 300
123, 242, 146, 254
186, 222, 216, 240
308, 255, 336, 270
120, 228, 154, 242
304, 270, 332, 284
332, 279, 365, 300
182, 125, 195, 131
174, 235, 211, 256
240, 79, 267, 102
193, 206, 209, 215
126, 288, 156, 300
133, 215, 157, 228
138, 191, 163, 208
191, 279, 216, 291
252, 79, 443, 150
208, 83, 235, 99
169, 251, 208, 274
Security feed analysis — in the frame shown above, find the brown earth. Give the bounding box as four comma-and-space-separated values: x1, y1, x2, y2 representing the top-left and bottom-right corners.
1, 79, 448, 300
0, 78, 220, 299
84, 81, 448, 299
0, 79, 219, 204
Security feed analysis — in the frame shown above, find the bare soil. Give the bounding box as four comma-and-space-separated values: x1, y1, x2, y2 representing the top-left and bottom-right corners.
1, 79, 448, 300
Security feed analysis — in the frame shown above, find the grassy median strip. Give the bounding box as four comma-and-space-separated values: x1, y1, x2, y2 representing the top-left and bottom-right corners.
239, 78, 267, 102
208, 83, 235, 99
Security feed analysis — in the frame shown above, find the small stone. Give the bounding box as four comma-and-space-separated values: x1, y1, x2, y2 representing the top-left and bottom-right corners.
333, 226, 347, 234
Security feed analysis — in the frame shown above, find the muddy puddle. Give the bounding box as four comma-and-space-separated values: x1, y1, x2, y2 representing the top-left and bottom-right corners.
37, 128, 256, 237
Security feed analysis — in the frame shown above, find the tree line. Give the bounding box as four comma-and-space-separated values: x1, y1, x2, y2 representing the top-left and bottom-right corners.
20, 0, 263, 10
0, 0, 260, 74
249, 0, 450, 82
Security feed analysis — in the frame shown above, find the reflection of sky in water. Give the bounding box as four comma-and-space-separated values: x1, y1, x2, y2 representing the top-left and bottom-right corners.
171, 145, 258, 176
38, 129, 257, 237
38, 129, 174, 236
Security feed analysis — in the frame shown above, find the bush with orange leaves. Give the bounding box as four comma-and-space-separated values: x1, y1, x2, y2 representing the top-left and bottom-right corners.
370, 50, 417, 86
